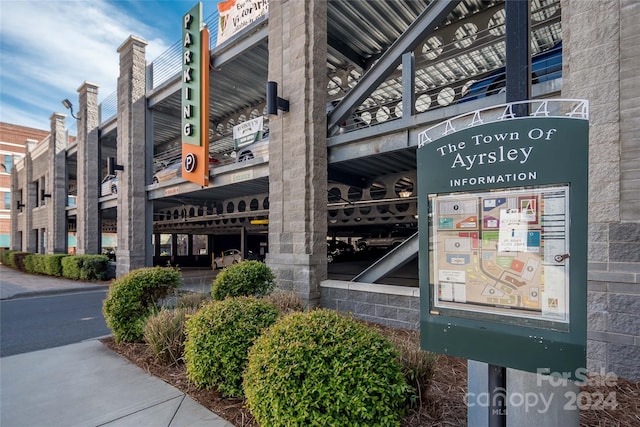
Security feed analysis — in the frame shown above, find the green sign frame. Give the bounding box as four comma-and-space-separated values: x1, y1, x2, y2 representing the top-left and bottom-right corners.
417, 114, 588, 376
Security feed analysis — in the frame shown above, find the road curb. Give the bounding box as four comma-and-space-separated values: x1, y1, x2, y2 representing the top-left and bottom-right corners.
1, 285, 110, 301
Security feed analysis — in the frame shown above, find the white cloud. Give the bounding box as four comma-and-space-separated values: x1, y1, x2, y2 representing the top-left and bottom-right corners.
0, 0, 175, 130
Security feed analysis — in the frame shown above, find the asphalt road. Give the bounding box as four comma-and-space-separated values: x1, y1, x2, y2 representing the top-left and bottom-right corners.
0, 290, 111, 357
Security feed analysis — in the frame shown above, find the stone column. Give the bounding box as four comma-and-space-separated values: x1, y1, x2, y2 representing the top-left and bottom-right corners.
76, 82, 101, 255
116, 36, 150, 276
10, 157, 20, 250
563, 0, 640, 381
23, 141, 36, 253
47, 112, 68, 254
266, 0, 328, 307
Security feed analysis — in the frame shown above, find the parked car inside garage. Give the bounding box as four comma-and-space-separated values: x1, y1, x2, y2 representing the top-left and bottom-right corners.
327, 240, 354, 263
101, 174, 118, 196
212, 249, 242, 269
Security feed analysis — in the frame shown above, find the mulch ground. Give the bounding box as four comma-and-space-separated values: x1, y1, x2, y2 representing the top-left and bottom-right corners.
101, 337, 639, 427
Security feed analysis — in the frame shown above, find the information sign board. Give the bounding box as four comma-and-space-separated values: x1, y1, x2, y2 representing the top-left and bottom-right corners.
417, 104, 588, 376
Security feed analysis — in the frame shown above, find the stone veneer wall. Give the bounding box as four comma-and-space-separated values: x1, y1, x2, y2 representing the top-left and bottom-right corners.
562, 0, 640, 380
320, 280, 420, 331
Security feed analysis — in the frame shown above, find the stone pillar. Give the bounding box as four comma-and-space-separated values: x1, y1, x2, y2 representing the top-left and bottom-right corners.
563, 0, 640, 381
266, 0, 328, 307
23, 141, 36, 253
76, 82, 101, 255
47, 113, 68, 254
116, 36, 150, 276
10, 158, 20, 250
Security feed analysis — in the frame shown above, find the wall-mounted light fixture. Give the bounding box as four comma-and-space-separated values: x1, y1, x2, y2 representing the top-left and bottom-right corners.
61, 99, 79, 120
107, 157, 124, 175
266, 81, 289, 116
16, 200, 25, 211
40, 189, 51, 201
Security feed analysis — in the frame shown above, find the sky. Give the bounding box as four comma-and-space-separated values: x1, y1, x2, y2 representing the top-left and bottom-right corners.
0, 0, 219, 134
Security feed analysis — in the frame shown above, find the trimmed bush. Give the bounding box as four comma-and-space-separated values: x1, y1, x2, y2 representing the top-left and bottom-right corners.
44, 254, 67, 277
184, 297, 278, 397
61, 256, 82, 279
211, 260, 275, 300
61, 255, 109, 280
12, 252, 31, 271
144, 307, 196, 365
103, 267, 181, 343
23, 254, 37, 273
244, 309, 412, 426
80, 255, 109, 280
1, 250, 15, 266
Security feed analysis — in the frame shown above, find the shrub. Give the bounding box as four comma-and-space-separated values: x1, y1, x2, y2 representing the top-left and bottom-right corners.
61, 255, 110, 280
175, 292, 209, 310
12, 252, 31, 271
103, 267, 181, 343
23, 254, 37, 273
43, 254, 67, 277
61, 256, 82, 279
375, 326, 437, 407
264, 290, 305, 316
184, 297, 278, 397
1, 250, 15, 266
211, 260, 275, 301
244, 309, 412, 426
144, 307, 196, 365
79, 255, 109, 280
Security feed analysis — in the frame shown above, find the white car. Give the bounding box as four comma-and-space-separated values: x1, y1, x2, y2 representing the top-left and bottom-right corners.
212, 249, 243, 269
236, 138, 269, 162
101, 175, 118, 196
153, 161, 182, 184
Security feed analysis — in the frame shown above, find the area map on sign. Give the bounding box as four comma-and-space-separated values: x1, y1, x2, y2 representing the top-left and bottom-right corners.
431, 187, 568, 322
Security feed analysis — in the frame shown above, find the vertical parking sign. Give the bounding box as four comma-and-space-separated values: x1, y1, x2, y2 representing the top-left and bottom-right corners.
181, 2, 210, 187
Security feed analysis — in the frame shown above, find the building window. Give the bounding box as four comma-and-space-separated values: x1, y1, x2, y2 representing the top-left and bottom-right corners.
2, 155, 13, 173
3, 192, 10, 210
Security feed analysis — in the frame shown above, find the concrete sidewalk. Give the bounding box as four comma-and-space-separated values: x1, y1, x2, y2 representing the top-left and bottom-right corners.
0, 340, 234, 427
0, 264, 110, 300
0, 265, 232, 426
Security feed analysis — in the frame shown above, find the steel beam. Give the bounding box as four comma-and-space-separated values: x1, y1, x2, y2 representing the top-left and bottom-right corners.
327, 0, 462, 132
352, 231, 418, 283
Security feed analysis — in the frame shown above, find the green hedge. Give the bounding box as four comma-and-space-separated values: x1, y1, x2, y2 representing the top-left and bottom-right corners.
211, 260, 275, 300
244, 309, 412, 426
61, 255, 109, 280
44, 254, 67, 277
103, 267, 182, 343
0, 250, 16, 266
184, 297, 278, 397
7, 252, 32, 271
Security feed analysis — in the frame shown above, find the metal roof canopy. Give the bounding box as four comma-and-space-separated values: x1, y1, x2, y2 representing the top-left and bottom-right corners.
98, 0, 562, 225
